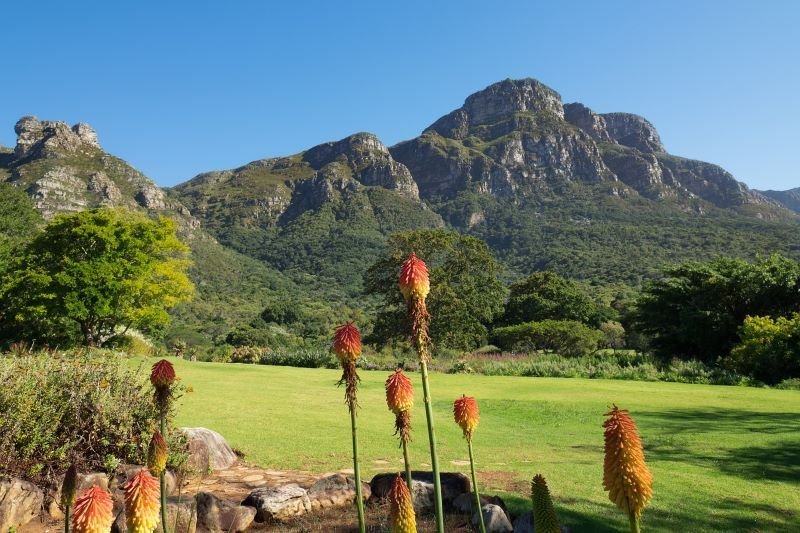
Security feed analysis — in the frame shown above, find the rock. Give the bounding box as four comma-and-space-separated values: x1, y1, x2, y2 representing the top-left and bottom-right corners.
307, 473, 371, 509
452, 492, 507, 515
72, 123, 100, 147
473, 503, 512, 533
0, 477, 44, 532
601, 112, 665, 153
14, 116, 100, 158
195, 491, 256, 532
512, 511, 572, 533
242, 484, 311, 521
182, 427, 238, 472
369, 471, 470, 510
87, 172, 122, 204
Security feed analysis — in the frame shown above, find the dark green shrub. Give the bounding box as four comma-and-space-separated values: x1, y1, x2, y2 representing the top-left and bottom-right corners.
492, 319, 603, 356
0, 350, 185, 489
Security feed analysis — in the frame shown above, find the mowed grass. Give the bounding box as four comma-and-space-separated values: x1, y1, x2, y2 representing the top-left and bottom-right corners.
170, 359, 800, 532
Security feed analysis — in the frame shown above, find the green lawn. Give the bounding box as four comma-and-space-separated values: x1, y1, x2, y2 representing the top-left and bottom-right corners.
171, 359, 800, 532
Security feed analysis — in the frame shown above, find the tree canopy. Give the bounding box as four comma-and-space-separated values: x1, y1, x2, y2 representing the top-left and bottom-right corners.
633, 254, 800, 363
0, 208, 194, 347
364, 229, 506, 350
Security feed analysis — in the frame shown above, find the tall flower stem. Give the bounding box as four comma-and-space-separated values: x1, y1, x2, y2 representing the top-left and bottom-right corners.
467, 439, 486, 533
348, 402, 366, 533
159, 416, 168, 533
629, 512, 641, 533
419, 360, 444, 533
63, 506, 70, 533
401, 439, 413, 494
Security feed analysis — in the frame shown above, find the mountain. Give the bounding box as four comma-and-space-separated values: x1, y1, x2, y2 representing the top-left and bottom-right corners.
757, 187, 800, 213
4, 78, 800, 346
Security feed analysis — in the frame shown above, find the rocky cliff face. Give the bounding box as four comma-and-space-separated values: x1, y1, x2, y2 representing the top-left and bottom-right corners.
387, 78, 784, 220
2, 116, 196, 226
175, 132, 430, 230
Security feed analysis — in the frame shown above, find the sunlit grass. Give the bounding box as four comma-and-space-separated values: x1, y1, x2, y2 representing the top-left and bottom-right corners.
170, 359, 800, 532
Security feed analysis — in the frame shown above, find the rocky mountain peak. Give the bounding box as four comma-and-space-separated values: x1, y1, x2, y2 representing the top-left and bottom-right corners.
564, 103, 665, 153
14, 116, 100, 158
425, 78, 564, 140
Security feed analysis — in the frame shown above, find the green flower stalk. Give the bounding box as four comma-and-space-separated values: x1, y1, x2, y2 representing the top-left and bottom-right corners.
150, 359, 175, 533
61, 464, 78, 533
333, 322, 366, 533
453, 395, 485, 533
385, 369, 414, 493
399, 252, 444, 533
531, 474, 561, 533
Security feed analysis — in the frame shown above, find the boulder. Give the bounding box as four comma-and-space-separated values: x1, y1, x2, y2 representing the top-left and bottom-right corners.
307, 473, 370, 510
0, 478, 43, 532
474, 503, 512, 533
182, 427, 238, 472
369, 471, 470, 510
242, 484, 311, 521
452, 492, 507, 515
195, 491, 256, 532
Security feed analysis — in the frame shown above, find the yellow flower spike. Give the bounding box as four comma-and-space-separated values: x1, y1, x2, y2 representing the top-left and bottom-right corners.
398, 252, 430, 302
389, 474, 417, 533
453, 395, 480, 440
385, 369, 414, 414
72, 485, 114, 533
603, 404, 653, 533
147, 431, 167, 476
531, 474, 561, 533
124, 469, 161, 533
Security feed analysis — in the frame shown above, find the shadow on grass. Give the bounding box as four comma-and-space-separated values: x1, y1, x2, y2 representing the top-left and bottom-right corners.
637, 407, 800, 485
636, 407, 799, 435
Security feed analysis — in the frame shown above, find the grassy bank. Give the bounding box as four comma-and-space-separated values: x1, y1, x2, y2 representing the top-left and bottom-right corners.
170, 359, 800, 532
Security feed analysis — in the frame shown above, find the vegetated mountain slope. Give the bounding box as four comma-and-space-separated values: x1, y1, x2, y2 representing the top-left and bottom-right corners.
0, 118, 307, 345
388, 78, 800, 283
757, 187, 800, 213
173, 132, 443, 294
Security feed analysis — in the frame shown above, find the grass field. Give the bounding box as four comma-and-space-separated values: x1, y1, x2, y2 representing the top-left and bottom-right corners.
169, 359, 800, 532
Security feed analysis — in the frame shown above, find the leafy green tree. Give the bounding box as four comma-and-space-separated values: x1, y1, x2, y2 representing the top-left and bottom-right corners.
492, 319, 603, 356
500, 271, 613, 327
634, 254, 800, 363
364, 230, 506, 350
0, 183, 42, 271
0, 208, 194, 347
727, 314, 800, 385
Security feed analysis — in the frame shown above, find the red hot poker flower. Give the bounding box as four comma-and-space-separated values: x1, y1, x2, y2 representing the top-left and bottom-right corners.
453, 395, 480, 440
150, 359, 176, 388
147, 431, 167, 476
332, 322, 362, 364
603, 405, 653, 521
398, 252, 430, 302
385, 369, 414, 414
123, 469, 161, 533
72, 485, 114, 533
389, 473, 417, 533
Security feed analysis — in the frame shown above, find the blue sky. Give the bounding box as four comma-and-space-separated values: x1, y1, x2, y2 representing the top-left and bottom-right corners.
1, 1, 798, 190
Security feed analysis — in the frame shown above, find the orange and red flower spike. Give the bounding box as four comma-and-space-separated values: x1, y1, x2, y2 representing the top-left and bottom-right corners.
150, 359, 176, 388
124, 469, 161, 533
398, 252, 430, 302
453, 395, 480, 440
603, 404, 653, 522
385, 369, 414, 414
332, 322, 362, 364
147, 431, 167, 476
72, 485, 114, 533
389, 473, 417, 533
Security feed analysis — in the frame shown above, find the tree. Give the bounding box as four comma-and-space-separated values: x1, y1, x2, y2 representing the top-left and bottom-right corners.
492, 319, 603, 356
633, 255, 800, 363
727, 314, 800, 385
500, 271, 612, 327
0, 208, 194, 347
0, 183, 42, 271
364, 230, 506, 351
